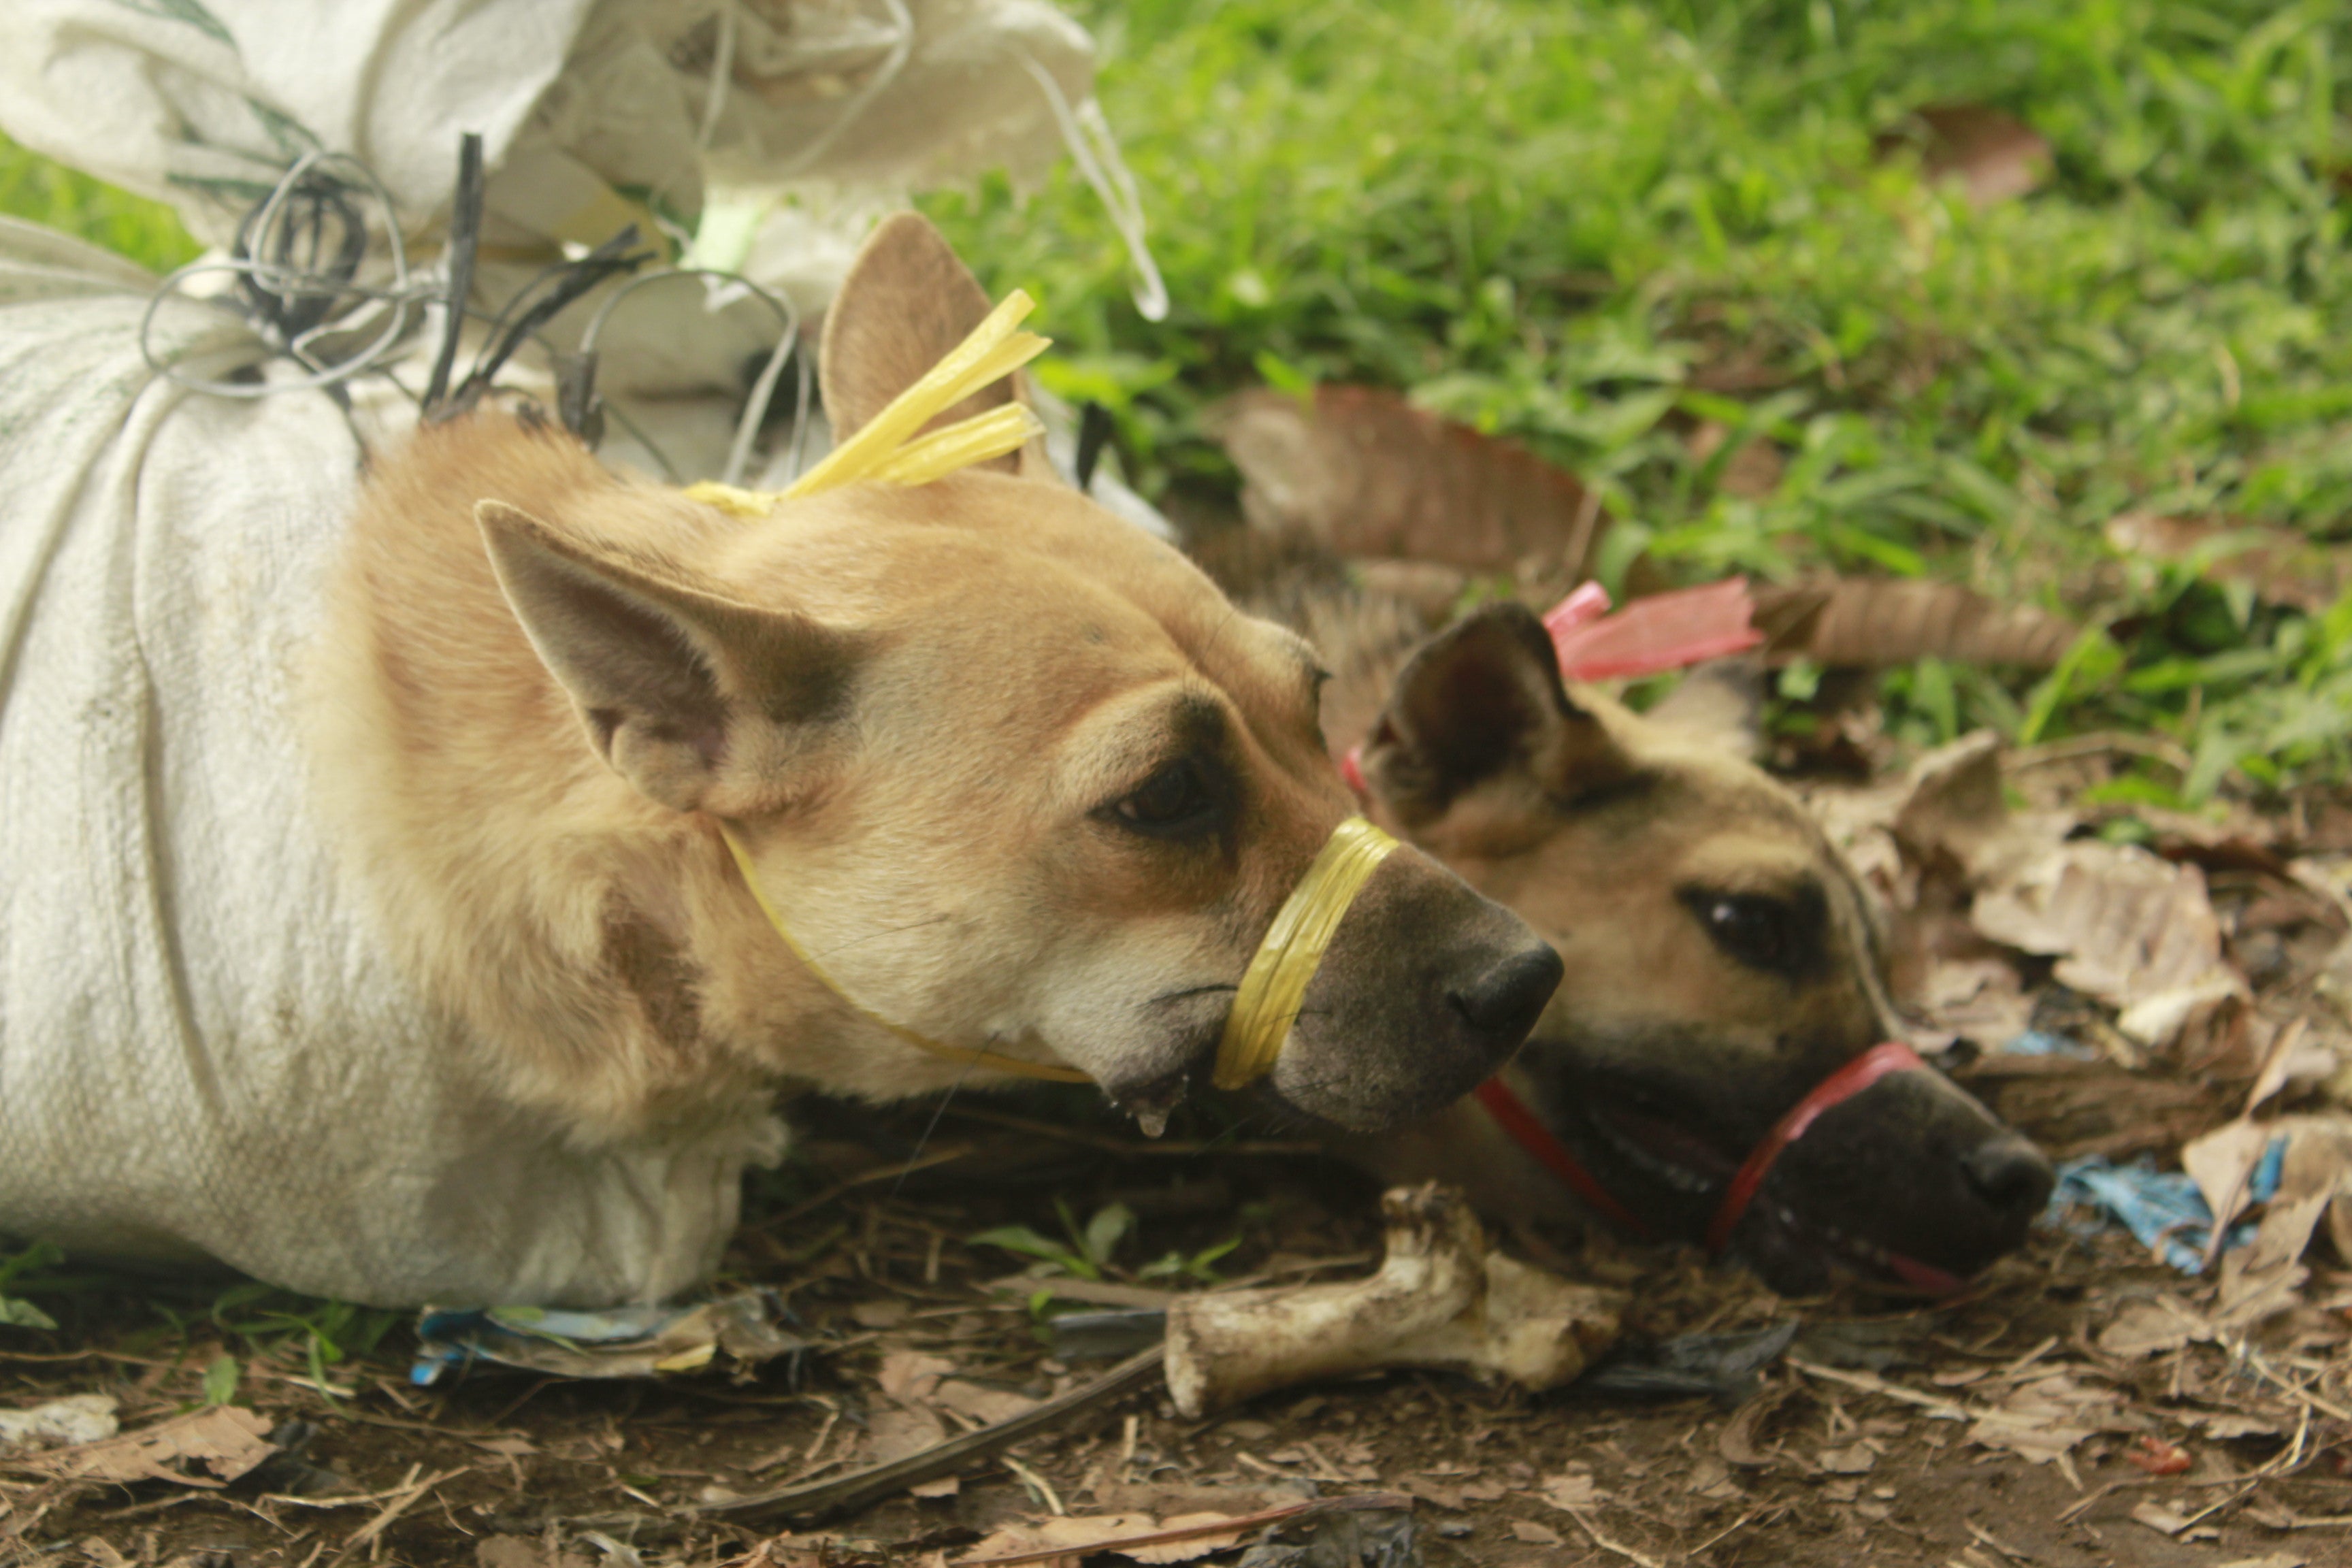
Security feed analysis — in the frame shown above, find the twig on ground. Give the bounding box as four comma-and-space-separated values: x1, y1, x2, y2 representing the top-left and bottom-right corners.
334, 1465, 457, 1561
1558, 1504, 1667, 1568
696, 1345, 1166, 1522
1000, 1454, 1064, 1515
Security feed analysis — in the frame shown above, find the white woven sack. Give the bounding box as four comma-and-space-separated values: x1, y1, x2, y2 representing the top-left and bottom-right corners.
0, 219, 785, 1308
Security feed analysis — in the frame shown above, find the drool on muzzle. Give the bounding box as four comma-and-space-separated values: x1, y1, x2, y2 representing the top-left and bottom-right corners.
718, 815, 1399, 1091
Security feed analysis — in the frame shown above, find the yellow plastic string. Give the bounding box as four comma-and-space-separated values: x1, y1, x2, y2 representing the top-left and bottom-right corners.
787, 289, 1049, 498
1212, 817, 1400, 1091
719, 823, 1093, 1083
869, 403, 1046, 486
679, 290, 1049, 521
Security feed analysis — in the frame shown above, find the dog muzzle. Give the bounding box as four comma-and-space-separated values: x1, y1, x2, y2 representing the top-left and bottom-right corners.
719, 815, 1398, 1092
1477, 1041, 1965, 1292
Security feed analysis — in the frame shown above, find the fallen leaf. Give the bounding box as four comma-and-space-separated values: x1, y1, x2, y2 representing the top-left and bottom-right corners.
865, 1403, 945, 1468
1970, 840, 2243, 1021
1816, 1443, 1877, 1475
962, 1510, 1249, 1566
877, 1350, 956, 1403
2183, 1119, 2276, 1239
1510, 1520, 1564, 1546
933, 1379, 1040, 1426
1211, 386, 1607, 578
1753, 578, 2075, 668
910, 1475, 960, 1499
2097, 1297, 2210, 1360
2132, 1500, 2193, 1537
2106, 513, 2352, 614
1964, 1374, 2121, 1467
2217, 1554, 2307, 1568
1126, 1514, 1250, 1564
16, 1405, 272, 1488
851, 1299, 911, 1329
1875, 103, 2053, 207
1538, 1469, 1612, 1509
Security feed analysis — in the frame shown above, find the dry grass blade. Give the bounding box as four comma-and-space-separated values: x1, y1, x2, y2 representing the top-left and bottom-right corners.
1209, 386, 1607, 577
1753, 578, 2076, 668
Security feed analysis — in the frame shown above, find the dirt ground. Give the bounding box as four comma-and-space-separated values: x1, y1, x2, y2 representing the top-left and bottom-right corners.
10, 752, 2352, 1568
5, 1100, 2351, 1568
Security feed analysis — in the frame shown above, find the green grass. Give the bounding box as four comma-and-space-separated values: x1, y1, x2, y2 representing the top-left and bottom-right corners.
921, 0, 2352, 801
0, 0, 2343, 802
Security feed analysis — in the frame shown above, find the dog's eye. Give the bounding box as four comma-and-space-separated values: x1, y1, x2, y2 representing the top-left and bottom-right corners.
1693, 894, 1806, 977
1113, 758, 1220, 838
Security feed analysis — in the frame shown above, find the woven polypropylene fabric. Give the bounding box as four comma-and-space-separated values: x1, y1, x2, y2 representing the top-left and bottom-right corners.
0, 223, 779, 1308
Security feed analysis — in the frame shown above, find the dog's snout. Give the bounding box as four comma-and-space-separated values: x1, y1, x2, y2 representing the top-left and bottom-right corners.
1448, 943, 1564, 1046
1961, 1135, 2055, 1218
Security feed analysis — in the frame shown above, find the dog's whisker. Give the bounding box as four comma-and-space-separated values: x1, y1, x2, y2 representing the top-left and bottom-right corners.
802, 913, 956, 963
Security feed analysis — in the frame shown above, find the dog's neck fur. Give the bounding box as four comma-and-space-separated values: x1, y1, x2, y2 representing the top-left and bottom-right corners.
307, 416, 843, 1143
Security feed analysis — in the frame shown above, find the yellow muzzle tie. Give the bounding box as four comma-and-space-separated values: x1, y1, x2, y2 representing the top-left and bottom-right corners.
1211, 816, 1398, 1090
685, 284, 1399, 1092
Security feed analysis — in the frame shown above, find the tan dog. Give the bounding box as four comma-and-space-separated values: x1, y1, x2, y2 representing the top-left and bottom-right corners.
1216, 558, 2053, 1293
305, 214, 1561, 1168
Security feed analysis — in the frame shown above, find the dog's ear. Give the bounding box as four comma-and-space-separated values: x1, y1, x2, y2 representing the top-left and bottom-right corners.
1644, 655, 1766, 759
819, 212, 1023, 474
478, 501, 865, 817
1362, 602, 1635, 826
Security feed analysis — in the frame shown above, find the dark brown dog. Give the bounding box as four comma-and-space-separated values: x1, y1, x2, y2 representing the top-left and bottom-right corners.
1220, 553, 2053, 1294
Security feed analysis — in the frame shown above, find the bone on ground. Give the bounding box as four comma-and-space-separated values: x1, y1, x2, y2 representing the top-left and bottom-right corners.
1163, 1182, 1623, 1418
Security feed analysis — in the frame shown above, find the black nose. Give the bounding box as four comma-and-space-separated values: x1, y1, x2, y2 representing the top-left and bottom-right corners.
1448, 944, 1563, 1046
1961, 1136, 2055, 1218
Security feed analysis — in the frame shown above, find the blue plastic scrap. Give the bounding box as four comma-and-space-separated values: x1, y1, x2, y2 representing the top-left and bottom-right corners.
2045, 1142, 2283, 1275
412, 1290, 802, 1385
2001, 1029, 2097, 1060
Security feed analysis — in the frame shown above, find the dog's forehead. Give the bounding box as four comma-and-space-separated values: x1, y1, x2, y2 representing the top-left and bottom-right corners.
742, 476, 1314, 683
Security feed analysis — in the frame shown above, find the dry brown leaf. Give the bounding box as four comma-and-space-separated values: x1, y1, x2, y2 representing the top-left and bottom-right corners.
1538, 1469, 1611, 1509
1970, 840, 2244, 1030
961, 1510, 1247, 1566
2106, 513, 2352, 614
2097, 1297, 2211, 1360
932, 1379, 1039, 1426
1754, 578, 2076, 669
864, 1403, 945, 1469
2183, 1119, 2276, 1236
1210, 386, 1607, 578
16, 1405, 272, 1488
1510, 1520, 1565, 1546
1815, 1443, 1878, 1475
1875, 103, 2053, 206
877, 1350, 956, 1403
2133, 1500, 2195, 1537
1964, 1373, 2123, 1467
